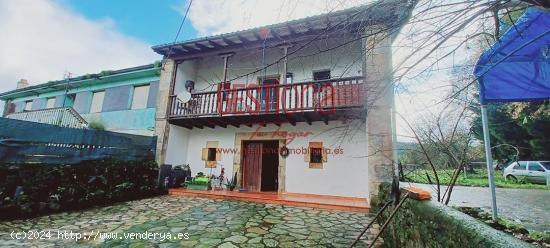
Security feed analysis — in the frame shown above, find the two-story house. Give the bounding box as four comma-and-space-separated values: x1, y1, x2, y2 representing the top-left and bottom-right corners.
0, 64, 160, 136
152, 1, 413, 205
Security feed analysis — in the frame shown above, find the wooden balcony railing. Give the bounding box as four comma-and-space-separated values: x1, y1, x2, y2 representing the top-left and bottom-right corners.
5, 107, 88, 129
168, 76, 366, 118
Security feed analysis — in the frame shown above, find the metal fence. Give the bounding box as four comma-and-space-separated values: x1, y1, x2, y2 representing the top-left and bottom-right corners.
5, 107, 88, 129
0, 118, 156, 164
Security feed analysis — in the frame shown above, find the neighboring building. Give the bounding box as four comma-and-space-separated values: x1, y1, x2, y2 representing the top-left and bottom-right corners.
152, 1, 414, 204
0, 64, 160, 136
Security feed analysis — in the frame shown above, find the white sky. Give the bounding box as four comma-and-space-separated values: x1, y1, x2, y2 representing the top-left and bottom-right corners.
0, 0, 158, 94
0, 0, 486, 142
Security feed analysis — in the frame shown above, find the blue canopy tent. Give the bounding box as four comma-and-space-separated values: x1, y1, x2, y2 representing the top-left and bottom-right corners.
474, 7, 550, 220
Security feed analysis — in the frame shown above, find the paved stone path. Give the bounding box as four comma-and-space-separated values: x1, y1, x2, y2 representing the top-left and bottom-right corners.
406, 182, 550, 232
0, 196, 375, 247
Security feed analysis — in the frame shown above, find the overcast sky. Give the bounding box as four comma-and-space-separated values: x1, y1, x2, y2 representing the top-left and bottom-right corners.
0, 0, 477, 141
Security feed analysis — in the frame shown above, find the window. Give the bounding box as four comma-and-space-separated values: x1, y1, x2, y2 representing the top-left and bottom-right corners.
306, 142, 326, 169
313, 70, 331, 81
541, 162, 550, 170
46, 98, 56, 109
201, 141, 220, 168
310, 148, 323, 163
528, 163, 544, 172
513, 162, 527, 170
131, 85, 150, 109
89, 91, 105, 113
24, 101, 32, 111
285, 73, 293, 84
64, 94, 75, 107
207, 148, 217, 162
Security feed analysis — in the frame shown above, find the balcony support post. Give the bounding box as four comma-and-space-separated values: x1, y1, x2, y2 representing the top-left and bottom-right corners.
279, 45, 291, 85
219, 52, 234, 84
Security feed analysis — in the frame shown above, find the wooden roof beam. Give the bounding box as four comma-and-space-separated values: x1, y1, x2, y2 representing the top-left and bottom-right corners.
305, 21, 314, 32
287, 25, 297, 35
181, 45, 200, 52
286, 114, 296, 126
188, 119, 203, 129
222, 38, 237, 46
194, 43, 211, 50
208, 40, 223, 48
253, 32, 263, 41
237, 35, 252, 43
271, 29, 283, 40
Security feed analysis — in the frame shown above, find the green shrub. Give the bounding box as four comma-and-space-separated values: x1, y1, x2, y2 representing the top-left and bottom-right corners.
0, 159, 164, 220
88, 120, 106, 130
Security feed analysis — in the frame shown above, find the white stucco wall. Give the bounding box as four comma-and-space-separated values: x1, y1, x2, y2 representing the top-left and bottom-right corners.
172, 36, 364, 94
164, 120, 368, 198
165, 124, 190, 165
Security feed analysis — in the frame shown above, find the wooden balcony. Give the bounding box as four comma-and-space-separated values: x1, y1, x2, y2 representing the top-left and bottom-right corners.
168, 76, 367, 129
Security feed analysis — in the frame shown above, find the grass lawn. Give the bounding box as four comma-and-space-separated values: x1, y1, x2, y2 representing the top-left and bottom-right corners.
403, 168, 550, 190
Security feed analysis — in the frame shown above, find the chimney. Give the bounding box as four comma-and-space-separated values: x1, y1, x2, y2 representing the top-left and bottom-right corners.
16, 79, 29, 89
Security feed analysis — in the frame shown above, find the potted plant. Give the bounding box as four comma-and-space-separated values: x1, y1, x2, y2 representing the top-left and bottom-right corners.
224, 172, 238, 191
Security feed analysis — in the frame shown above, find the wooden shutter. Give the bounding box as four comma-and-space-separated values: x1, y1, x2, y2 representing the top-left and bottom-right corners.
202, 148, 208, 161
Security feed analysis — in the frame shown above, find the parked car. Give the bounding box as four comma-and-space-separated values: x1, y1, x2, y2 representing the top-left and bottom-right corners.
503, 161, 550, 185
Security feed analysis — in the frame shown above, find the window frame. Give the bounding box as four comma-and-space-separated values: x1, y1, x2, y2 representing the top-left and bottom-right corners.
24, 101, 33, 111
46, 97, 56, 109
89, 91, 105, 113
313, 69, 331, 81
130, 84, 150, 110
528, 162, 544, 172
513, 161, 527, 170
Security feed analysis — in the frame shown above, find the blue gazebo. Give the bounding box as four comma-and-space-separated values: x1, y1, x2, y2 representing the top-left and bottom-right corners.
474, 7, 550, 220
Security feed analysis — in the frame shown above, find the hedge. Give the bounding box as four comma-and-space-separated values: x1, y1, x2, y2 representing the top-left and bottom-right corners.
0, 159, 165, 220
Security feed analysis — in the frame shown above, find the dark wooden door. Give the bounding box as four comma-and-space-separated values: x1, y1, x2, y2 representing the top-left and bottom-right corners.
242, 141, 262, 192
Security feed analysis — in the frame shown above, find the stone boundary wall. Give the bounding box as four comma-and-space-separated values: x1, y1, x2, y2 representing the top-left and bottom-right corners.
377, 185, 532, 248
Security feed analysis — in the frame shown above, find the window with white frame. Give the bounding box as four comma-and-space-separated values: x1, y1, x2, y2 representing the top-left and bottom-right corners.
24, 101, 32, 111
131, 85, 150, 109
46, 98, 56, 109
90, 91, 105, 113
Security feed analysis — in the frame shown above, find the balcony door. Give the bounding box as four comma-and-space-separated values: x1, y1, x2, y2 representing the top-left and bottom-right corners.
259, 75, 279, 112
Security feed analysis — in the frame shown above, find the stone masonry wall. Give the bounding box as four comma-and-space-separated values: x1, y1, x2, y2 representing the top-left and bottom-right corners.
376, 184, 532, 248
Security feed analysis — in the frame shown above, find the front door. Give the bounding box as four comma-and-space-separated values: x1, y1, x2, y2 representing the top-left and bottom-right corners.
242, 141, 262, 191
241, 140, 279, 192
261, 140, 279, 192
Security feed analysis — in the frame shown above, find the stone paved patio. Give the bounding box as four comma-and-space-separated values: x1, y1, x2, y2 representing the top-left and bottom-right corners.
0, 195, 376, 247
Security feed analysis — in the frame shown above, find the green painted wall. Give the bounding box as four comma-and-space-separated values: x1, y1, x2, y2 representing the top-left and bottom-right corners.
5, 68, 160, 136
82, 108, 156, 136
11, 75, 159, 103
